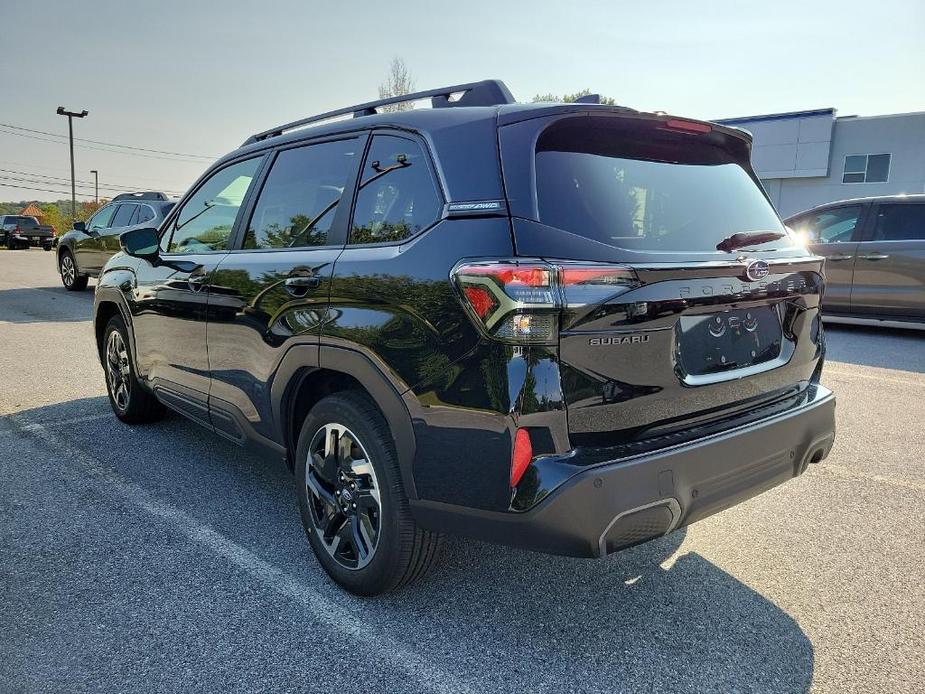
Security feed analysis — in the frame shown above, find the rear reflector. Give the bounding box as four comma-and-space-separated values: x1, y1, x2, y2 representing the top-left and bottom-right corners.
510, 428, 533, 487
663, 119, 712, 134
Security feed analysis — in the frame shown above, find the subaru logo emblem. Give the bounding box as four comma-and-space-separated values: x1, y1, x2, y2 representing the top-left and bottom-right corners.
340, 488, 353, 502
744, 259, 770, 282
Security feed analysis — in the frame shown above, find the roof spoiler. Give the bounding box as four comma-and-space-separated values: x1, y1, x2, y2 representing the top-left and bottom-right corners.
112, 192, 168, 201
242, 79, 515, 146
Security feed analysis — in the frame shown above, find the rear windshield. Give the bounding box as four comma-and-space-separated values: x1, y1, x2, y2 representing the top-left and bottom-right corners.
5, 216, 36, 226
535, 119, 789, 252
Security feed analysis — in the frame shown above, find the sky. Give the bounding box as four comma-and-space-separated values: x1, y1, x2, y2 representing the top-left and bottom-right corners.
1, 0, 923, 203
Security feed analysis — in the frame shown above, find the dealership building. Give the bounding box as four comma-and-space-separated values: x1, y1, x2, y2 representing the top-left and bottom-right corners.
715, 109, 925, 217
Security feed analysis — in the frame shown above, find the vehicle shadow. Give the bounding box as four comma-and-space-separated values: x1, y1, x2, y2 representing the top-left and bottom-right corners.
5, 397, 814, 694
824, 323, 925, 373
0, 286, 94, 323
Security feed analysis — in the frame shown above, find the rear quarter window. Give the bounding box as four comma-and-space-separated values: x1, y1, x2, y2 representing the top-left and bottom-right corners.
349, 135, 442, 245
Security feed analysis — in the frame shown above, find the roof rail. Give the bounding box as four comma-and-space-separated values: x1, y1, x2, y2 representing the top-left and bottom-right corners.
242, 79, 515, 146
112, 192, 168, 202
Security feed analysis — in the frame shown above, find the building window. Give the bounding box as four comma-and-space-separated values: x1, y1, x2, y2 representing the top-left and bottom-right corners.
843, 154, 890, 184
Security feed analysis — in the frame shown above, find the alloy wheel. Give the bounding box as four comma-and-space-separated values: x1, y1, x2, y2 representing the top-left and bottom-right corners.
105, 329, 131, 412
61, 254, 76, 287
305, 423, 382, 570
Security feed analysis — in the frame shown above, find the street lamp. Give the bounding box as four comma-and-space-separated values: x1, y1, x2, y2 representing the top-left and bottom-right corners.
56, 106, 89, 218
90, 169, 99, 203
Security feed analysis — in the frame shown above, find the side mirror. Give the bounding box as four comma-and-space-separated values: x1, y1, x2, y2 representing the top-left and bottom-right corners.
73, 220, 86, 232
120, 227, 160, 260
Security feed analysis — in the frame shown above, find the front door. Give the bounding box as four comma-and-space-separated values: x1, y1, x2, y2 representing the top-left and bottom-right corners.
130, 156, 265, 425
74, 202, 117, 274
800, 204, 867, 313
206, 135, 364, 445
94, 203, 137, 272
851, 201, 925, 318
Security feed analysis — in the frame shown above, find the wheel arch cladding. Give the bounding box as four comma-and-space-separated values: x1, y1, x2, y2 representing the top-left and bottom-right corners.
274, 345, 418, 500
94, 301, 122, 359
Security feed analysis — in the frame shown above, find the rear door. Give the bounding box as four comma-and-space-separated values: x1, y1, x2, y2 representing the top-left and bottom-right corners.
500, 112, 825, 446
793, 204, 867, 313
850, 201, 925, 318
205, 134, 364, 444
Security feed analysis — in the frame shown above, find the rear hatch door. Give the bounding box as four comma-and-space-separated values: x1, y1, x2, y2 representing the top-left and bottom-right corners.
499, 109, 826, 446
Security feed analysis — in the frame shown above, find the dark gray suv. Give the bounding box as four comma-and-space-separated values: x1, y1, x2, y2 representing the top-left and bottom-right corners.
57, 192, 175, 291
786, 194, 925, 327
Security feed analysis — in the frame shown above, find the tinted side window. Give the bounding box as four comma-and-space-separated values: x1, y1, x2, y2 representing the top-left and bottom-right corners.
245, 139, 357, 249
873, 204, 925, 241
349, 135, 441, 245
792, 206, 862, 244
111, 204, 136, 228
88, 204, 117, 231
165, 158, 260, 253
136, 205, 156, 224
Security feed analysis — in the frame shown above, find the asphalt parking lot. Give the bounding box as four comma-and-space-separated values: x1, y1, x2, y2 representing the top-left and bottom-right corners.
1, 249, 923, 694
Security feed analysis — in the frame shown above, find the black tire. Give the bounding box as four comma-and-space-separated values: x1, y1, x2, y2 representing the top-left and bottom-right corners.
102, 315, 165, 424
295, 392, 442, 595
59, 249, 88, 291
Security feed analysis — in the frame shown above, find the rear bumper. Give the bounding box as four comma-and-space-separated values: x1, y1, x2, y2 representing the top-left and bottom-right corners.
10, 234, 53, 248
410, 385, 835, 557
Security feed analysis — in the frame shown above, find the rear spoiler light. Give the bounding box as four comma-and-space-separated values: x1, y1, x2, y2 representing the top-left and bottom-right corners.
452, 259, 639, 344
661, 119, 712, 134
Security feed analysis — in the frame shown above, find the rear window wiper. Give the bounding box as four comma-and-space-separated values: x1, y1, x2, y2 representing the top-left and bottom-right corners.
716, 231, 786, 253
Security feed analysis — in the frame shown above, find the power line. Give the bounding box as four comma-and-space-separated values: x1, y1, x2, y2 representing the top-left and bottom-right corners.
0, 182, 100, 198
0, 175, 183, 198
0, 168, 186, 196
0, 158, 186, 186
0, 122, 218, 159
0, 127, 214, 164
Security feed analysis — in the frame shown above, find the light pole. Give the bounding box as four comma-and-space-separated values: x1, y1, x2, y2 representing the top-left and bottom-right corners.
90, 169, 99, 203
56, 106, 88, 219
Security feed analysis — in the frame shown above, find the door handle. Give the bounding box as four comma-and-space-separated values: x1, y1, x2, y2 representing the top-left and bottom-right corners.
826, 254, 855, 261
285, 275, 321, 295
858, 253, 890, 260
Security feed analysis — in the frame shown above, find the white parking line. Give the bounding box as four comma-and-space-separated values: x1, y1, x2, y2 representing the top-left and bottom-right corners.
812, 463, 925, 493
8, 413, 476, 694
0, 411, 112, 436
824, 365, 925, 388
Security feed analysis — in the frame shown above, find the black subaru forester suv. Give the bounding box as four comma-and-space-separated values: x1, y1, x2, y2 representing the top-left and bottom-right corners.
93, 80, 836, 595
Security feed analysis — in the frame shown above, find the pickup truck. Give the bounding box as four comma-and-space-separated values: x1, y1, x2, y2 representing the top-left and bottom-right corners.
0, 215, 55, 250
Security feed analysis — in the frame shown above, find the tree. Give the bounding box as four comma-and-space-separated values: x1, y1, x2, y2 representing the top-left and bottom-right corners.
378, 57, 415, 112
531, 88, 616, 105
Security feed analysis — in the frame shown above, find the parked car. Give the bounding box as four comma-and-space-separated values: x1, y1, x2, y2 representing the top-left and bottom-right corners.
56, 193, 175, 290
92, 80, 836, 595
786, 194, 925, 327
0, 215, 54, 250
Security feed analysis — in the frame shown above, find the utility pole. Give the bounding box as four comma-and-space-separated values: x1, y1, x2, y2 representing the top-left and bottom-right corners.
90, 169, 99, 202
56, 106, 88, 219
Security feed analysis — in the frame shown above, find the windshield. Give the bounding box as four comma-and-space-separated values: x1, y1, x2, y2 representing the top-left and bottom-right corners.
535, 120, 791, 253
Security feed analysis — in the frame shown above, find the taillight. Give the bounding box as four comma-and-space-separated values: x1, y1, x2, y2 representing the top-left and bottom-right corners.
452, 259, 638, 344
510, 428, 533, 488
